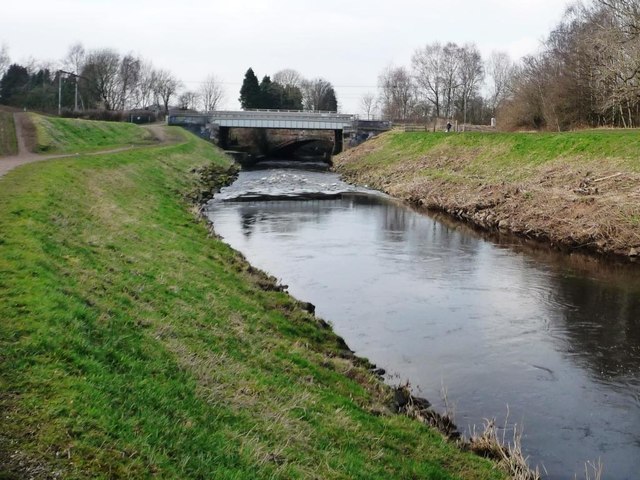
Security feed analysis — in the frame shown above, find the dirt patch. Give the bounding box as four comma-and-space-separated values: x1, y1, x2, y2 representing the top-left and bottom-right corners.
143, 123, 171, 143
15, 112, 37, 154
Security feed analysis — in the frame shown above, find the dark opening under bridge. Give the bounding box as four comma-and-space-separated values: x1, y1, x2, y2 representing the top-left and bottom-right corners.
168, 110, 356, 154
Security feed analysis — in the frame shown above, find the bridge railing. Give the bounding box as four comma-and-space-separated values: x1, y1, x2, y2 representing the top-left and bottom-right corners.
167, 109, 357, 129
210, 110, 355, 121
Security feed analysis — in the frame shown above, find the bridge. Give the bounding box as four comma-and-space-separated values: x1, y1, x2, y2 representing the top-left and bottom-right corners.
168, 109, 355, 154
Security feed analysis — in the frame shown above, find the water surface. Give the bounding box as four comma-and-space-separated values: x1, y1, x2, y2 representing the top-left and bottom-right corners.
206, 167, 640, 479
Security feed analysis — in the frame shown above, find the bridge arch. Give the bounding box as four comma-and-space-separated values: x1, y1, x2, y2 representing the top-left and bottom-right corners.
268, 137, 333, 159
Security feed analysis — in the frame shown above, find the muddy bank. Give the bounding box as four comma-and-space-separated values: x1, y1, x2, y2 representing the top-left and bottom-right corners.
333, 131, 640, 261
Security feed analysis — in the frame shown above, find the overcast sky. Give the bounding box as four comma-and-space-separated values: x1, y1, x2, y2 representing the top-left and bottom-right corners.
1, 0, 574, 114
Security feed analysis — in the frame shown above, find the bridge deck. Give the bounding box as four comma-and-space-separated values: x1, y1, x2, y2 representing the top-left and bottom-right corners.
168, 110, 354, 130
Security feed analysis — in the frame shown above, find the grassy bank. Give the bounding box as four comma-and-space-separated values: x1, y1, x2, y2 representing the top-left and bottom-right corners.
29, 114, 156, 153
335, 130, 640, 258
0, 117, 504, 479
0, 111, 18, 156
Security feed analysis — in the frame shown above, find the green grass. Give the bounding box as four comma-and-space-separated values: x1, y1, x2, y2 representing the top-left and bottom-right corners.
347, 129, 640, 181
0, 118, 503, 479
29, 114, 156, 154
0, 111, 18, 156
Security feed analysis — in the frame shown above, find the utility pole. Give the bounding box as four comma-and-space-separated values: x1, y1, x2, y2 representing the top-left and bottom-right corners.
58, 69, 87, 115
58, 72, 62, 116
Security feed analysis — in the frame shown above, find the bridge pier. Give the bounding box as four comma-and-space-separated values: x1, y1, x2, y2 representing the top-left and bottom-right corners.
332, 129, 343, 155
218, 127, 230, 150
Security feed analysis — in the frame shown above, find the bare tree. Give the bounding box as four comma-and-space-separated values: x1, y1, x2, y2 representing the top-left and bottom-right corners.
441, 43, 463, 119
272, 68, 303, 89
360, 92, 376, 119
199, 74, 225, 112
178, 91, 199, 110
118, 53, 141, 110
378, 65, 416, 121
131, 61, 157, 109
499, 0, 640, 130
412, 43, 446, 119
63, 42, 85, 75
61, 43, 87, 110
82, 48, 121, 110
486, 51, 514, 115
301, 78, 338, 111
153, 69, 181, 113
597, 0, 640, 35
458, 43, 485, 127
0, 44, 10, 78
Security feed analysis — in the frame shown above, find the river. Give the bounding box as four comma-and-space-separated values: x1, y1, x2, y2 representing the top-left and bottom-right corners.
205, 165, 640, 479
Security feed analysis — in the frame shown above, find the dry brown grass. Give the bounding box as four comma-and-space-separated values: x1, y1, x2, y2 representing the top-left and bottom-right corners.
467, 417, 541, 480
337, 137, 640, 259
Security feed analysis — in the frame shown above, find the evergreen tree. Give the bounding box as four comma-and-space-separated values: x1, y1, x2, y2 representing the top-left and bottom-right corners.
259, 75, 278, 109
278, 84, 303, 110
0, 64, 29, 105
319, 86, 338, 112
238, 68, 260, 110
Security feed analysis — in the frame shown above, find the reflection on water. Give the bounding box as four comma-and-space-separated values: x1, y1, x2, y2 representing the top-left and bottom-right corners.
206, 169, 640, 479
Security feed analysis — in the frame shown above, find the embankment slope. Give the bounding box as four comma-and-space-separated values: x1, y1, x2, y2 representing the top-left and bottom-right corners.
0, 116, 504, 479
29, 114, 156, 154
0, 108, 18, 156
335, 130, 640, 259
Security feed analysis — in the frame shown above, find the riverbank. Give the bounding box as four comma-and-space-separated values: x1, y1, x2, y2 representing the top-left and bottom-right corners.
0, 116, 505, 479
334, 130, 640, 260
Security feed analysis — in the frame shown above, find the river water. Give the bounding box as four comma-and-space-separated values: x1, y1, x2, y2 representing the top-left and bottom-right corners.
205, 166, 640, 479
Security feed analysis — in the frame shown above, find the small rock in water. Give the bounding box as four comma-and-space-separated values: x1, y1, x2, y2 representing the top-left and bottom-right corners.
630, 248, 638, 257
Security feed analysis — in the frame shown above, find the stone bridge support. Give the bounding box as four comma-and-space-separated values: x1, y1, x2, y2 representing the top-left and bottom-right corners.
333, 129, 343, 155
218, 127, 230, 150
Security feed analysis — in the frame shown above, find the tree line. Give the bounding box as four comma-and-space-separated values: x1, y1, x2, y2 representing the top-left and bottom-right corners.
239, 67, 338, 112
367, 0, 640, 130
502, 0, 640, 129
0, 43, 225, 116
368, 42, 512, 127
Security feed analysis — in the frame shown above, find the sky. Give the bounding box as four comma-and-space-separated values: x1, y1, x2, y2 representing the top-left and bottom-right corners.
1, 0, 574, 115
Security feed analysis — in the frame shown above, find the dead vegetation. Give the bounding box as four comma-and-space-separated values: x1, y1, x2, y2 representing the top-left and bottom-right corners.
335, 132, 640, 260
467, 418, 541, 480
393, 384, 542, 480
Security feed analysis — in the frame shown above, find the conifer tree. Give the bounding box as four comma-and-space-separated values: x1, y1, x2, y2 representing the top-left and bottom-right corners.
238, 68, 260, 109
